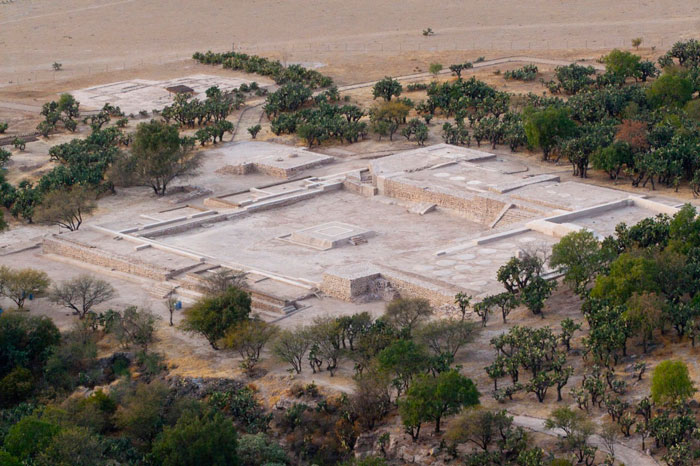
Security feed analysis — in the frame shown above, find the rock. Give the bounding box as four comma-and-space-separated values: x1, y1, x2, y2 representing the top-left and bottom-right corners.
354, 432, 378, 458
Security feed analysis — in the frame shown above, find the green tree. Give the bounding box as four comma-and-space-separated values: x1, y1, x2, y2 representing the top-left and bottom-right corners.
651, 360, 696, 405
429, 63, 443, 77
181, 286, 251, 349
114, 381, 169, 446
398, 390, 429, 442
603, 49, 641, 81
449, 62, 473, 79
372, 77, 402, 102
151, 410, 239, 466
523, 106, 576, 160
37, 426, 106, 466
370, 101, 410, 141
402, 370, 479, 433
415, 318, 477, 358
384, 297, 433, 337
646, 72, 693, 108
0, 451, 20, 466
550, 230, 607, 295
590, 253, 659, 305
111, 306, 158, 352
128, 120, 200, 195
237, 433, 288, 466
222, 319, 277, 372
0, 313, 60, 377
271, 327, 311, 374
0, 266, 51, 310
308, 316, 344, 376
623, 292, 663, 353
445, 407, 513, 452
0, 148, 10, 168
483, 292, 519, 324
377, 339, 430, 397
3, 416, 61, 460
0, 367, 34, 407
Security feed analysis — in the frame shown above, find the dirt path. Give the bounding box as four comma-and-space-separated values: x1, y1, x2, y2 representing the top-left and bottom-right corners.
512, 414, 659, 466
336, 55, 604, 92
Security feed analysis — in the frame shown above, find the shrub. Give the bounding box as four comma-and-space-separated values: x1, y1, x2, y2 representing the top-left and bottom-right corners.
651, 360, 696, 404
0, 367, 34, 407
504, 64, 538, 81
151, 410, 239, 466
181, 286, 251, 350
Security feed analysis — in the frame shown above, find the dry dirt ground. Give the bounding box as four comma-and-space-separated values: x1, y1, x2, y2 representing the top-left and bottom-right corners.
2, 0, 700, 92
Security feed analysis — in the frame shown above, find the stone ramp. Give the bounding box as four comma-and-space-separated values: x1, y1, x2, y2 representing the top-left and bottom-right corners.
490, 174, 560, 194
232, 104, 264, 141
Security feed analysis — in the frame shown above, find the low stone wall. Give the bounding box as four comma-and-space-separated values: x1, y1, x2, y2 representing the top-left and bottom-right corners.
216, 164, 255, 176
321, 266, 455, 308
321, 269, 382, 301
42, 236, 171, 281
217, 158, 332, 179
140, 213, 235, 238
379, 177, 506, 225
380, 272, 456, 307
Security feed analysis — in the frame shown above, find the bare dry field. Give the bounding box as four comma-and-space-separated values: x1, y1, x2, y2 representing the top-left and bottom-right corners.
2, 0, 700, 88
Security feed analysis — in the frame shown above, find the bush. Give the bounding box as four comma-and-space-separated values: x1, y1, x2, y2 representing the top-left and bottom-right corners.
0, 313, 60, 378
209, 387, 271, 434
651, 360, 696, 404
406, 83, 428, 92
504, 64, 538, 81
151, 410, 239, 466
238, 432, 289, 466
0, 367, 34, 407
181, 286, 251, 350
4, 416, 60, 459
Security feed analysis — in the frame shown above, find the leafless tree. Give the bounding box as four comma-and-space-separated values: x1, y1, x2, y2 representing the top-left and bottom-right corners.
49, 274, 116, 319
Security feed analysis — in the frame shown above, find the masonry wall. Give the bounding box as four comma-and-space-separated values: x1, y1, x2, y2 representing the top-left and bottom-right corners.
321, 269, 455, 308
321, 272, 381, 301
42, 236, 171, 281
379, 177, 507, 225
383, 275, 455, 307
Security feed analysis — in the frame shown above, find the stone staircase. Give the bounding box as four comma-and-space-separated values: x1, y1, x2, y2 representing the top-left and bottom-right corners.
148, 281, 202, 305
250, 291, 297, 315
349, 236, 368, 246
233, 104, 264, 141
493, 206, 540, 229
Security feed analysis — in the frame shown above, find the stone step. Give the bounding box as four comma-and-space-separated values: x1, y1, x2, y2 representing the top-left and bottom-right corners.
349, 236, 368, 245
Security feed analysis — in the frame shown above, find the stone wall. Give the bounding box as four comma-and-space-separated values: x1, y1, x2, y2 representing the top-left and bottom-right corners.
379, 177, 507, 225
321, 267, 455, 308
380, 271, 457, 307
42, 236, 172, 281
321, 269, 382, 301
217, 158, 332, 179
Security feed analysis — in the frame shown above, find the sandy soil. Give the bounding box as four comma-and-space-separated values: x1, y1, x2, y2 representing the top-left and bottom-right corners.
2, 0, 699, 88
